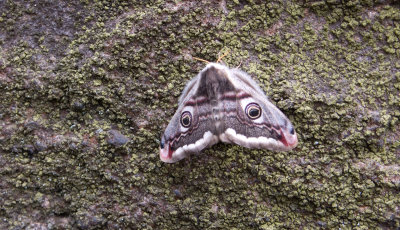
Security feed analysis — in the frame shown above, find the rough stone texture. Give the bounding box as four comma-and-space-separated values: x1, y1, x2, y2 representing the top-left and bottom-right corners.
0, 0, 399, 229
107, 129, 129, 147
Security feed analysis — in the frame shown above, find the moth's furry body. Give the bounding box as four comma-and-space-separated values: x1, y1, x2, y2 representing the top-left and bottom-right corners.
160, 63, 298, 163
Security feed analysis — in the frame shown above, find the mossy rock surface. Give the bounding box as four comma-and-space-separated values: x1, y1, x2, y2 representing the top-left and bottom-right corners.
0, 0, 399, 229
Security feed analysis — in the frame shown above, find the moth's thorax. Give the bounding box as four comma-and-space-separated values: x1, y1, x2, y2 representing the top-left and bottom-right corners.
199, 63, 235, 135
204, 62, 230, 71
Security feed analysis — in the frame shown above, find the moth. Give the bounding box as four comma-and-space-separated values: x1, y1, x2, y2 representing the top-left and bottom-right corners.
160, 62, 298, 163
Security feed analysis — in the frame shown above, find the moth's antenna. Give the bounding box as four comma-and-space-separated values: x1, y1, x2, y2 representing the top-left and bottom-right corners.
192, 57, 210, 64
236, 60, 243, 69
192, 49, 230, 64
216, 50, 230, 63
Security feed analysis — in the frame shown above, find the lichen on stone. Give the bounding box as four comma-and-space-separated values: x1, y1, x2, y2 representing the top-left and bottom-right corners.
0, 0, 399, 229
